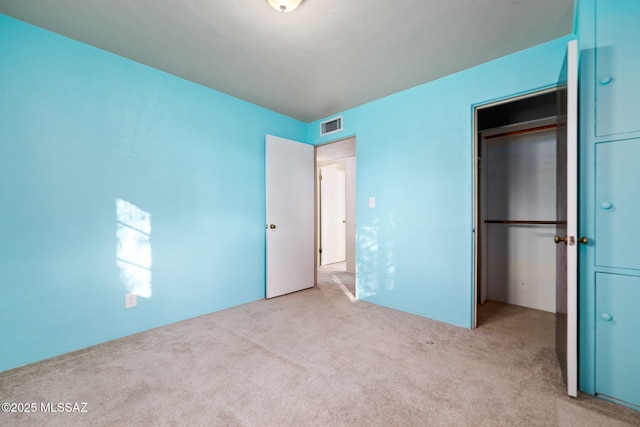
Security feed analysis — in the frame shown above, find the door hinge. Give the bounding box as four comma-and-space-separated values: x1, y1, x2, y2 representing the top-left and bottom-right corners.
319, 248, 322, 254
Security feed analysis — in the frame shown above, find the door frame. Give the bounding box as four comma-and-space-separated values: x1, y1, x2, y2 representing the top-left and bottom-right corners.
472, 86, 560, 328
315, 136, 357, 289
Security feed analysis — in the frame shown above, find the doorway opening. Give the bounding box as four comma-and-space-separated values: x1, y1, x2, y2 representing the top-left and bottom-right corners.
316, 137, 356, 300
473, 89, 560, 329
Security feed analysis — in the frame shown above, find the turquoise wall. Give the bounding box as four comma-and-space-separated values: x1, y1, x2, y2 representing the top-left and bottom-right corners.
0, 11, 575, 372
0, 15, 305, 372
308, 35, 574, 328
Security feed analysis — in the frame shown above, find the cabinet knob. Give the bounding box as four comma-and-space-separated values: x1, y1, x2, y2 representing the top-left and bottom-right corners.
601, 313, 613, 321
599, 76, 613, 85
600, 202, 613, 210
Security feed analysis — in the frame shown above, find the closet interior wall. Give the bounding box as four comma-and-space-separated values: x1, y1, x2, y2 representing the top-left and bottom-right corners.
477, 90, 559, 313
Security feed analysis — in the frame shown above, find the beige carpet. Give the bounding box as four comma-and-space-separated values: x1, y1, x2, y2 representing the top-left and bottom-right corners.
1, 274, 639, 426
318, 262, 355, 297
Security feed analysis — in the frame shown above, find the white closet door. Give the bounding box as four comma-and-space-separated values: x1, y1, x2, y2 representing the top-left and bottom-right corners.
555, 39, 578, 398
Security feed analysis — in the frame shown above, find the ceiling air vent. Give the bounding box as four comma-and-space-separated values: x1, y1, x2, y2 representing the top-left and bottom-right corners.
320, 116, 343, 136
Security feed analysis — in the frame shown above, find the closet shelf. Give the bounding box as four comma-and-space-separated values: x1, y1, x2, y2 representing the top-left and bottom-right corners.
484, 220, 566, 225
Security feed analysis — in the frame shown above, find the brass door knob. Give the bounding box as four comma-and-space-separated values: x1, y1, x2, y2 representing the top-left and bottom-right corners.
554, 235, 568, 244
269, 224, 277, 230
578, 236, 588, 244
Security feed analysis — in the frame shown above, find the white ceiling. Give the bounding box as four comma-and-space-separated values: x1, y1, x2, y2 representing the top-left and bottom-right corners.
0, 0, 574, 123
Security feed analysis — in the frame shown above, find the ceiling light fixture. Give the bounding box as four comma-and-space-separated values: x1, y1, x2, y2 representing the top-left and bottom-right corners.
267, 0, 303, 13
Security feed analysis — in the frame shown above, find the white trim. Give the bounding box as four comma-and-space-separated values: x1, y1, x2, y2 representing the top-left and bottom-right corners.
566, 38, 579, 398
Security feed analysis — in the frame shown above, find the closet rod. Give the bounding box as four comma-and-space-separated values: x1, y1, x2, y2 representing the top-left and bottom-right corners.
484, 220, 565, 225
484, 123, 557, 140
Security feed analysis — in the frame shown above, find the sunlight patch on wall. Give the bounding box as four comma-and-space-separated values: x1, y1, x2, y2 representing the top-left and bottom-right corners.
116, 199, 152, 298
356, 216, 396, 299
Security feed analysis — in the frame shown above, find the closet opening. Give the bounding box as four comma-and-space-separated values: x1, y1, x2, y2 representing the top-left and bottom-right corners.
474, 89, 559, 328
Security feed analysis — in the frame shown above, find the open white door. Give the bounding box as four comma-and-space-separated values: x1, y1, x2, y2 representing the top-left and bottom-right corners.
555, 39, 578, 397
320, 167, 346, 265
266, 135, 315, 298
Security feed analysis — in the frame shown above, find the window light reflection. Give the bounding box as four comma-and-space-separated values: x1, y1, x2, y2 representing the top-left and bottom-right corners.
116, 199, 152, 298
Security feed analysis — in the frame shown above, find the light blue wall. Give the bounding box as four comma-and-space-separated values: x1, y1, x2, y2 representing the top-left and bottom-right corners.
308, 36, 574, 328
0, 15, 305, 372
0, 11, 575, 372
